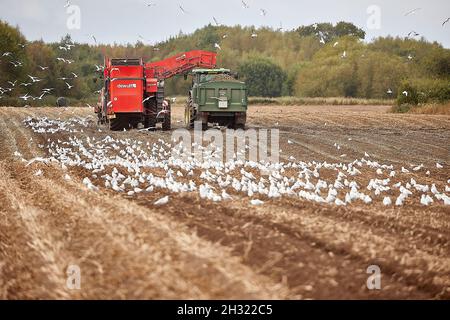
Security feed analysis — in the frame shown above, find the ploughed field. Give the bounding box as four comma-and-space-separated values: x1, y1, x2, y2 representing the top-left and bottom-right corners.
0, 104, 449, 299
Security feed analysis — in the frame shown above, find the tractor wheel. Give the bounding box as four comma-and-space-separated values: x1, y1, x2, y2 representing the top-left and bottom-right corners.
185, 98, 196, 129
234, 113, 247, 130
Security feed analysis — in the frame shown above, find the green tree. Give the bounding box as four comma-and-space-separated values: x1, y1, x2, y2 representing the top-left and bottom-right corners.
238, 57, 286, 97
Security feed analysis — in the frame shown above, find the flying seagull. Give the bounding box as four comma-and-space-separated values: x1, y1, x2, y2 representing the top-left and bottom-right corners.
407, 31, 419, 38
10, 61, 22, 67
64, 0, 71, 8
443, 18, 450, 26
65, 82, 74, 89
404, 8, 421, 16
260, 9, 267, 16
241, 0, 249, 9
213, 17, 219, 26
19, 93, 31, 101
28, 75, 42, 83
38, 65, 49, 70
146, 2, 156, 6
179, 4, 188, 14
214, 43, 221, 50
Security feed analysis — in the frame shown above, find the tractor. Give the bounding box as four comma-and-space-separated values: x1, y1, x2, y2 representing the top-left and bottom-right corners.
185, 68, 247, 130
96, 50, 217, 131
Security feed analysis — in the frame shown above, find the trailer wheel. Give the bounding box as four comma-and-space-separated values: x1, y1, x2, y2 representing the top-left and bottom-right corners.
185, 97, 196, 129
110, 116, 125, 131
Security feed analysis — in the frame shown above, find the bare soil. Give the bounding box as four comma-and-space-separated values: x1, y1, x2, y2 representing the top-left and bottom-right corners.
0, 104, 449, 299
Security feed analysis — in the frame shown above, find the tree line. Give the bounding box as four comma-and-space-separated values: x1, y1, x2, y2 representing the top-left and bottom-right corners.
0, 20, 449, 106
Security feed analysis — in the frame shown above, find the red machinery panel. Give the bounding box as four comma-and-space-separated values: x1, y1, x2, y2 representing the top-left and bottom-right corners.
145, 50, 217, 79
108, 64, 144, 113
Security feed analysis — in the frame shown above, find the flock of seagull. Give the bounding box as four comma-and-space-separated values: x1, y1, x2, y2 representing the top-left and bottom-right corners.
0, 42, 79, 102
16, 116, 450, 208
1, 2, 449, 102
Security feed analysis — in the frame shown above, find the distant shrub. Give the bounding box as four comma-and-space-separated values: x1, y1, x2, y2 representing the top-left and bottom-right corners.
396, 79, 450, 106
397, 81, 419, 106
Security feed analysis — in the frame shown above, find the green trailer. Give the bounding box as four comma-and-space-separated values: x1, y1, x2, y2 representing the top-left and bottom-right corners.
185, 68, 247, 130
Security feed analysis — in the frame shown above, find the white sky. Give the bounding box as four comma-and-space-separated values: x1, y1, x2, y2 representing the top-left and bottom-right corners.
0, 0, 449, 47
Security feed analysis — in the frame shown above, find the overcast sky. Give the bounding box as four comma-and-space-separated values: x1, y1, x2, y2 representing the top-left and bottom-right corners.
0, 0, 449, 47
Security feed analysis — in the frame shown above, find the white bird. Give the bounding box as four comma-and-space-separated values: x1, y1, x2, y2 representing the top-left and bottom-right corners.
436, 163, 443, 169
178, 4, 188, 14
241, 0, 249, 9
34, 92, 48, 100
71, 72, 78, 78
333, 41, 339, 47
251, 32, 258, 38
341, 51, 347, 59
383, 196, 392, 206
288, 140, 293, 144
387, 88, 393, 95
250, 199, 264, 205
404, 8, 421, 16
214, 43, 221, 50
65, 82, 74, 89
213, 17, 219, 26
420, 194, 433, 206
146, 2, 156, 7
7, 80, 17, 87
2, 52, 12, 57
64, 0, 71, 8
260, 9, 267, 16
10, 61, 22, 67
443, 18, 450, 26
38, 65, 49, 70
34, 169, 43, 176
402, 91, 408, 97
28, 75, 42, 83
407, 54, 413, 60
407, 31, 419, 38
154, 195, 169, 205
19, 93, 32, 101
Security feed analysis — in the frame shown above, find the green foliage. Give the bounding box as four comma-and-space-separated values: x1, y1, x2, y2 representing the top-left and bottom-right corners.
397, 79, 450, 106
0, 20, 449, 106
296, 22, 365, 42
238, 57, 286, 97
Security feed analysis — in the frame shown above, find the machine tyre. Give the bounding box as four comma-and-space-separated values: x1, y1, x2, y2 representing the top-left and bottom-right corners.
110, 117, 125, 131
